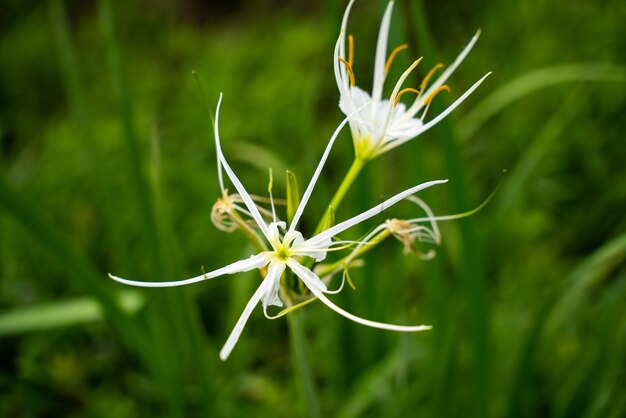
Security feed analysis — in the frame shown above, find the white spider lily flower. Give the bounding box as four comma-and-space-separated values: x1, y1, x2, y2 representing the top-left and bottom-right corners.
110, 94, 447, 360
335, 0, 490, 160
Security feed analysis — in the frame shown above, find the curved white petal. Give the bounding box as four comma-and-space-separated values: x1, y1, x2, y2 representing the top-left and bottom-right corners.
306, 179, 448, 247
334, 32, 351, 101
286, 259, 327, 292
288, 260, 431, 332
408, 30, 481, 116
214, 94, 272, 241
261, 261, 286, 308
378, 72, 491, 156
372, 1, 395, 101
109, 252, 271, 288
288, 100, 372, 234
424, 30, 481, 97
334, 0, 356, 99
291, 234, 333, 262
380, 59, 422, 137
219, 274, 272, 361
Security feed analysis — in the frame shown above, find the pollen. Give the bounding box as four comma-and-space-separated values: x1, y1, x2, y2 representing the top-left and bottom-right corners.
419, 63, 444, 92
394, 87, 420, 107
385, 43, 409, 73
422, 85, 451, 105
338, 56, 356, 87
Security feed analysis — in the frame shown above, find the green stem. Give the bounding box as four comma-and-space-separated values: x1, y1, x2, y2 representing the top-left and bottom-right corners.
287, 311, 322, 418
315, 157, 366, 234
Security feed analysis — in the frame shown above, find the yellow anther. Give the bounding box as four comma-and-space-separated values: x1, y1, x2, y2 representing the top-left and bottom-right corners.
348, 34, 354, 67
384, 43, 409, 73
419, 63, 444, 91
338, 56, 356, 87
422, 85, 451, 105
394, 87, 420, 107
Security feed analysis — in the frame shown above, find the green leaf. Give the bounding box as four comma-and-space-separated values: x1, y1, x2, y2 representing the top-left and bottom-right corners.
286, 170, 301, 223
0, 291, 145, 337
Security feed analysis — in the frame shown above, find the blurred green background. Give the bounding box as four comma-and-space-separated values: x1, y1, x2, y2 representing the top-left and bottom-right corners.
1, 0, 625, 417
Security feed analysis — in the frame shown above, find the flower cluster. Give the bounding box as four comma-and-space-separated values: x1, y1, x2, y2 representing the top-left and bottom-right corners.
109, 0, 488, 360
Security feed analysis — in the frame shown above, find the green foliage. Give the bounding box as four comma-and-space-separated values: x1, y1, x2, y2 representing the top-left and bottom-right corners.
1, 0, 625, 417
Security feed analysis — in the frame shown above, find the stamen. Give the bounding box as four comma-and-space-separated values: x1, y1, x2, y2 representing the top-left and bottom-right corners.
394, 87, 420, 107
338, 57, 356, 87
384, 43, 409, 73
422, 85, 451, 105
419, 63, 444, 92
348, 34, 354, 67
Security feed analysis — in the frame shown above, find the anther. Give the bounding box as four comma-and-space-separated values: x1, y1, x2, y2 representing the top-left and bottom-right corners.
419, 63, 444, 92
384, 44, 409, 73
394, 87, 420, 107
348, 34, 354, 67
423, 85, 451, 105
338, 57, 356, 87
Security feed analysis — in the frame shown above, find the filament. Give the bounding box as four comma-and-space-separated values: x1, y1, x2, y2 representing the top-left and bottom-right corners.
338, 57, 356, 87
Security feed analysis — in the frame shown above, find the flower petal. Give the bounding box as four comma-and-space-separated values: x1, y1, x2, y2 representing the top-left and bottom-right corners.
219, 275, 270, 361
372, 1, 395, 101
108, 252, 271, 288
424, 30, 481, 99
305, 179, 448, 247
377, 72, 491, 156
288, 100, 372, 235
407, 30, 481, 116
261, 261, 287, 308
334, 0, 356, 99
214, 94, 272, 241
288, 260, 431, 332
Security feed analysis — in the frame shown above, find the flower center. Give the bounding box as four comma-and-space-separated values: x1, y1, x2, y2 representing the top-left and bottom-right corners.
272, 240, 292, 261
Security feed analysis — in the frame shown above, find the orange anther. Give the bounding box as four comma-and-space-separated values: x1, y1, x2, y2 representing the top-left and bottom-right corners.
348, 34, 354, 67
419, 63, 444, 91
394, 87, 420, 107
422, 85, 451, 105
384, 43, 409, 73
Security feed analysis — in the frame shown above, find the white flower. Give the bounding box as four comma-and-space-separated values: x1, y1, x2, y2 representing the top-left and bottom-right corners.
109, 94, 447, 360
335, 0, 491, 160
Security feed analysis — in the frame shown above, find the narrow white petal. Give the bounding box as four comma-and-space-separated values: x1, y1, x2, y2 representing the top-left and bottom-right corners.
214, 94, 271, 240
334, 32, 351, 101
219, 276, 271, 361
372, 1, 395, 101
334, 0, 356, 99
305, 179, 448, 247
339, 0, 356, 62
108, 252, 271, 288
379, 59, 422, 140
261, 261, 287, 308
288, 260, 431, 332
377, 72, 491, 156
288, 100, 372, 235
286, 259, 327, 292
408, 30, 481, 116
